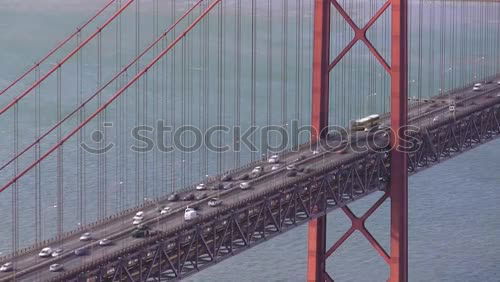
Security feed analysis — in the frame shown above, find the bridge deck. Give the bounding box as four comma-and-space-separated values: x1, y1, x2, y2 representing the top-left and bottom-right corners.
1, 78, 500, 281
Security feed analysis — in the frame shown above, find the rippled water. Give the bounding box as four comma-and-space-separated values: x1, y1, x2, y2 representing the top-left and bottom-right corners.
0, 1, 499, 281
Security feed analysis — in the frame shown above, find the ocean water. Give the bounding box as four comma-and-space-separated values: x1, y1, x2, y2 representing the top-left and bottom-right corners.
0, 0, 499, 281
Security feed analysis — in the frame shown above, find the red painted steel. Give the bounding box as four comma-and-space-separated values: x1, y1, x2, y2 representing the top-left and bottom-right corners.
0, 0, 206, 173
328, 0, 391, 73
0, 0, 117, 97
0, 0, 222, 194
307, 0, 408, 280
389, 0, 409, 279
310, 0, 331, 141
308, 0, 331, 280
307, 214, 327, 282
0, 0, 136, 116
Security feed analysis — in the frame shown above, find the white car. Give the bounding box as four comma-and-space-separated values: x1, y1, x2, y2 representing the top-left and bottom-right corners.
449, 105, 456, 113
184, 207, 197, 221
49, 263, 63, 272
0, 262, 13, 272
38, 247, 53, 258
240, 182, 251, 190
473, 83, 481, 91
79, 232, 92, 241
160, 206, 171, 215
51, 248, 63, 258
208, 198, 223, 207
132, 218, 143, 225
497, 81, 500, 85
133, 211, 144, 221
99, 238, 112, 246
252, 166, 263, 174
312, 150, 320, 155
267, 155, 279, 163
286, 164, 297, 171
196, 183, 206, 191
271, 164, 281, 171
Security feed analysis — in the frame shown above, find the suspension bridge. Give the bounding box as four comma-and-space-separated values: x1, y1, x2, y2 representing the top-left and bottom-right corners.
0, 0, 499, 281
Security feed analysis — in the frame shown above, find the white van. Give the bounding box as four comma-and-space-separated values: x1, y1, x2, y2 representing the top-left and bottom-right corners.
184, 207, 197, 221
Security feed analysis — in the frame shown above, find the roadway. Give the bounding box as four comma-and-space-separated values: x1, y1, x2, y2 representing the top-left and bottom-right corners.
1, 78, 500, 281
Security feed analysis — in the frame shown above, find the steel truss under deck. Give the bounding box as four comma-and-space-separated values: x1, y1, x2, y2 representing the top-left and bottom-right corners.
49, 99, 500, 282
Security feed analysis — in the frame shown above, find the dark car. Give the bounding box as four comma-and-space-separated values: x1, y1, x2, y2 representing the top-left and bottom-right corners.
195, 192, 207, 200
211, 183, 224, 190
303, 167, 314, 174
74, 246, 90, 256
295, 155, 306, 161
286, 171, 297, 177
167, 193, 179, 202
221, 174, 232, 182
131, 225, 150, 238
182, 193, 195, 201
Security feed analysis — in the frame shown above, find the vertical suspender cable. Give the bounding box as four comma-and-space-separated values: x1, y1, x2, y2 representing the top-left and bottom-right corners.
57, 66, 63, 238
115, 0, 124, 210
198, 8, 203, 180
143, 70, 149, 198
76, 31, 83, 226
97, 32, 103, 219
163, 25, 168, 195
222, 0, 227, 170
266, 0, 272, 157
235, 0, 241, 167
35, 65, 42, 242
281, 0, 288, 148
251, 0, 257, 161
135, 0, 140, 204
189, 1, 195, 184
440, 0, 446, 94
13, 103, 19, 260
217, 3, 223, 172
428, 2, 435, 97
203, 0, 209, 178
201, 0, 208, 179
153, 0, 159, 198
417, 0, 423, 126
170, 0, 177, 193
295, 0, 302, 128
101, 31, 108, 218
450, 0, 456, 88
182, 38, 186, 188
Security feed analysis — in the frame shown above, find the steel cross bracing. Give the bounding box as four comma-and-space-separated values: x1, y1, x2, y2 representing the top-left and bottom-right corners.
309, 0, 408, 280
46, 96, 500, 281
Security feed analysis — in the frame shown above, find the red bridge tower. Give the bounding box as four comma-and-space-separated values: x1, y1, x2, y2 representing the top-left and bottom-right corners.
308, 0, 408, 281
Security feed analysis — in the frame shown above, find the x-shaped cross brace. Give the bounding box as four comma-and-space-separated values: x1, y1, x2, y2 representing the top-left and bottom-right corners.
328, 0, 392, 73
324, 192, 391, 280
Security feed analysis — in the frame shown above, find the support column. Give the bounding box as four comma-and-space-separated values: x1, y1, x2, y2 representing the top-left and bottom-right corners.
311, 0, 331, 141
307, 214, 327, 282
308, 0, 331, 281
389, 0, 408, 279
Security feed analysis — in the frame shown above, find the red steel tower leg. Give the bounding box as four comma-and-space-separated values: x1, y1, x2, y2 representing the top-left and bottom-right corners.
389, 0, 408, 279
308, 0, 408, 280
308, 0, 330, 281
310, 0, 331, 141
